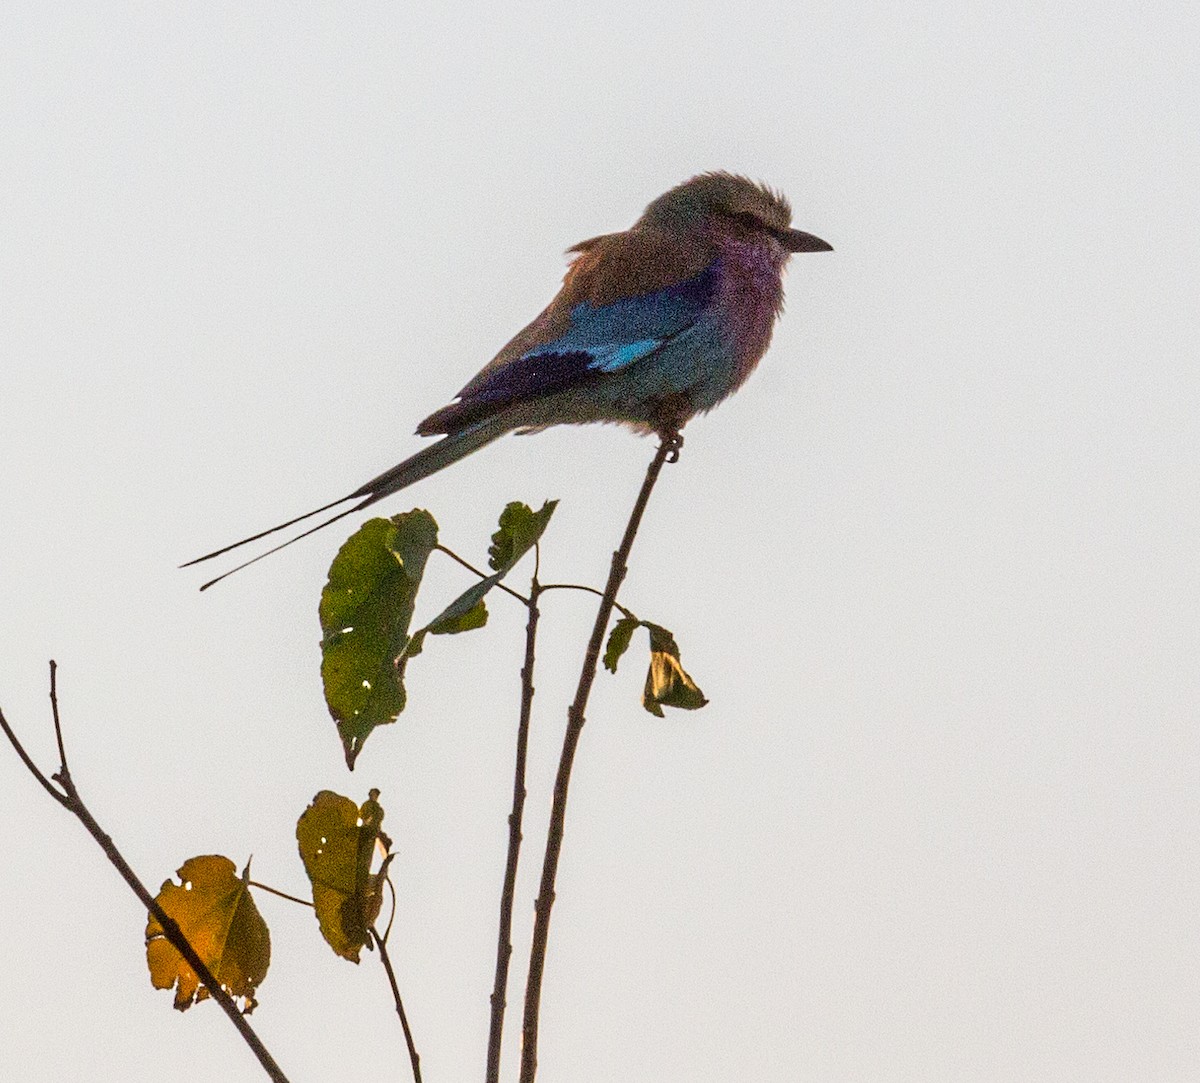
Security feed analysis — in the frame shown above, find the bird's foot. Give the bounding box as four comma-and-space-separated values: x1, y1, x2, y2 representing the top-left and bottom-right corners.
649, 393, 691, 462
660, 429, 684, 463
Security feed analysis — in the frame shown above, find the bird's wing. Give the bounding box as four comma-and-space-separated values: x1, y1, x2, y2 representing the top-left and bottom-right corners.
417, 229, 719, 434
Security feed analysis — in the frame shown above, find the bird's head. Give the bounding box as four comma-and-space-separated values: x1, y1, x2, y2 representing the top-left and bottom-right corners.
638, 171, 832, 254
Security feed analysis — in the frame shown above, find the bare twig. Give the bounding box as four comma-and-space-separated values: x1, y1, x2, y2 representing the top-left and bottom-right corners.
372, 928, 422, 1083
0, 663, 291, 1083
486, 576, 542, 1083
49, 660, 69, 779
519, 433, 679, 1083
0, 701, 67, 809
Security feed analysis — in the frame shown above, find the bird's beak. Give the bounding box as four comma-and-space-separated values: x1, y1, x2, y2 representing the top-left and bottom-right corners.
782, 228, 833, 253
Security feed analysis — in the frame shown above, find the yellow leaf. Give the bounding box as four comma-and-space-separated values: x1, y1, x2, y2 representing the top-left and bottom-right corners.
145, 855, 270, 1013
296, 789, 392, 962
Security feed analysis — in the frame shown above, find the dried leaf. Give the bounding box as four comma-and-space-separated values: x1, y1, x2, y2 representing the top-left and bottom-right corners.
145, 855, 270, 1013
641, 623, 708, 716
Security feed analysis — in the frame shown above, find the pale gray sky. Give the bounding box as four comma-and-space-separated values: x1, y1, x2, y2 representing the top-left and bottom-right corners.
2, 4, 1197, 1081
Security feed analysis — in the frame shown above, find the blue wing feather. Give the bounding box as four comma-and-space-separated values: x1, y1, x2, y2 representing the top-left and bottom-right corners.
458, 260, 720, 408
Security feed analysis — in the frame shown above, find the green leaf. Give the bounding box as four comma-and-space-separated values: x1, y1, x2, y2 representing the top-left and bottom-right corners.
487, 500, 558, 573
603, 615, 641, 673
423, 576, 497, 637
604, 617, 709, 716
429, 597, 489, 635
641, 623, 708, 717
319, 511, 438, 769
322, 501, 552, 758
402, 628, 427, 661
296, 790, 392, 963
401, 499, 554, 662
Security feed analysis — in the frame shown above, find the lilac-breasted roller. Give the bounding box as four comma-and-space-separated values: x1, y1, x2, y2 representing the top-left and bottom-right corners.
187, 172, 831, 585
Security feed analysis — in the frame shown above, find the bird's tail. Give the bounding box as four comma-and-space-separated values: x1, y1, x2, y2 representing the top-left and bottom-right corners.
182, 417, 510, 590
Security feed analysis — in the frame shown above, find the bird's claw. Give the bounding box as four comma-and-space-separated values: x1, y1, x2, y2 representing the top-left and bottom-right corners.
661, 430, 684, 463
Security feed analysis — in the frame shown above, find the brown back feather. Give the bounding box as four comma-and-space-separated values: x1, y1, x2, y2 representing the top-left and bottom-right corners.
444, 227, 717, 411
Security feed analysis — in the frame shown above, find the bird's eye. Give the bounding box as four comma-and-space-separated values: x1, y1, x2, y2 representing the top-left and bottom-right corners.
729, 211, 761, 229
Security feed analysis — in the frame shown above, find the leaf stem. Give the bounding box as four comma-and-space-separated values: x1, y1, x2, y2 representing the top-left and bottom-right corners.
519, 433, 679, 1083
538, 582, 636, 619
247, 881, 314, 908
372, 928, 423, 1083
486, 576, 542, 1083
0, 663, 291, 1083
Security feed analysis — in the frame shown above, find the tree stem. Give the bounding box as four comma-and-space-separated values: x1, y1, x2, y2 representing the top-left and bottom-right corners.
519, 434, 678, 1083
486, 578, 542, 1083
373, 928, 422, 1083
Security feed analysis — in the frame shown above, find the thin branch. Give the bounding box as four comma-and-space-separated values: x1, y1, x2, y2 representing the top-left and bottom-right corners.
436, 543, 528, 604
59, 783, 291, 1082
0, 704, 68, 809
486, 578, 542, 1083
520, 433, 679, 1083
1, 664, 291, 1083
49, 659, 69, 780
538, 582, 636, 619
372, 928, 423, 1083
247, 881, 313, 908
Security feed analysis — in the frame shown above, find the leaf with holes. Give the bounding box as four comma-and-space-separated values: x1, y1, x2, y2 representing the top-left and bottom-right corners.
145, 855, 270, 1013
296, 789, 393, 963
319, 511, 438, 769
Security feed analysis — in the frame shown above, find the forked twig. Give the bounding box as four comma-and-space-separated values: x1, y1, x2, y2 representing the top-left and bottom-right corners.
0, 663, 291, 1083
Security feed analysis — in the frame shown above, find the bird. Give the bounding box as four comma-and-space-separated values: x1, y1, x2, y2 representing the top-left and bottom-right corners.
185, 172, 831, 588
